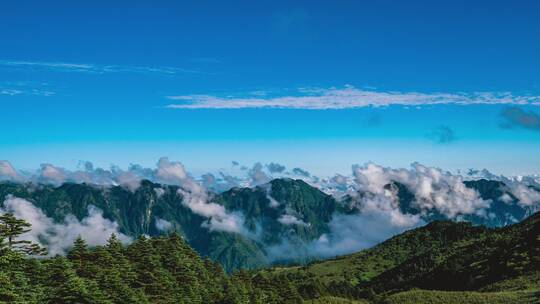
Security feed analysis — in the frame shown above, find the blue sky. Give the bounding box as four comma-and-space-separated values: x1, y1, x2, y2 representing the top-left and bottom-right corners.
1, 0, 540, 176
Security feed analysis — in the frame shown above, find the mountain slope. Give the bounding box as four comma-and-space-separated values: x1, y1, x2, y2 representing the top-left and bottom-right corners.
270, 212, 540, 299
215, 178, 337, 244
0, 180, 267, 271
367, 209, 540, 292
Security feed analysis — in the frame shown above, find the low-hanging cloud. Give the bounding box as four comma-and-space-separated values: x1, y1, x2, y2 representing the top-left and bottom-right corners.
352, 163, 490, 218
166, 86, 540, 109
156, 157, 246, 234
154, 217, 173, 232
278, 214, 309, 227
248, 162, 271, 186
1, 195, 131, 256
467, 168, 540, 208
309, 211, 422, 258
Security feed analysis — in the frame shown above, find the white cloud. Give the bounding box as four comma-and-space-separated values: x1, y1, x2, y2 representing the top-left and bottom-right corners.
467, 169, 540, 208
0, 160, 23, 181
154, 217, 172, 231
1, 195, 130, 256
155, 157, 246, 233
114, 171, 141, 192
1, 89, 23, 96
278, 214, 309, 226
505, 183, 540, 207
352, 162, 490, 218
248, 162, 271, 186
309, 211, 422, 258
155, 157, 188, 184
166, 86, 540, 109
0, 87, 54, 97
154, 187, 165, 198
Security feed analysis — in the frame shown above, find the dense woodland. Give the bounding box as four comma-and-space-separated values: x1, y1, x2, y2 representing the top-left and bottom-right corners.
1, 210, 539, 303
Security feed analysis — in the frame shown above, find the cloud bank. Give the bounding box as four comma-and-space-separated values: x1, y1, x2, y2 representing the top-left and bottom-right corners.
166, 86, 540, 109
352, 163, 490, 218
287, 163, 496, 258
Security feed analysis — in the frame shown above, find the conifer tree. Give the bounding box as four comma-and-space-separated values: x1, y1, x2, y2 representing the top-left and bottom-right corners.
126, 235, 175, 302
43, 256, 98, 304
67, 236, 91, 278
0, 212, 46, 255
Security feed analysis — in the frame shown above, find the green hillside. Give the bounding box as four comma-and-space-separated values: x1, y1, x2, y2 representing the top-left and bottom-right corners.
269, 211, 540, 301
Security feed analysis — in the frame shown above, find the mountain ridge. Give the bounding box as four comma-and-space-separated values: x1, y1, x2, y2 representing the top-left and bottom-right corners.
0, 177, 538, 271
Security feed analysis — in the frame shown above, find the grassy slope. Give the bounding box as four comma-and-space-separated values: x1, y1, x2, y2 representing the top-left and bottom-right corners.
303, 296, 369, 303
384, 289, 540, 304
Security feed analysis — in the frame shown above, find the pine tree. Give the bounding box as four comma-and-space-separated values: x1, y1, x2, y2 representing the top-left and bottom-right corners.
126, 235, 175, 303
67, 236, 90, 278
105, 233, 138, 286
93, 245, 148, 303
43, 256, 98, 304
152, 233, 205, 303
0, 213, 46, 255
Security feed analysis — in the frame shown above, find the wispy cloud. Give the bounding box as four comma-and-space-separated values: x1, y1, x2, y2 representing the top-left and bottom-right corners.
0, 81, 55, 97
165, 86, 540, 109
0, 59, 211, 75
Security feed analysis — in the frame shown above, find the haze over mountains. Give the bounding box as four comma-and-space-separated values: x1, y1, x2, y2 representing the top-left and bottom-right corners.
1, 158, 539, 271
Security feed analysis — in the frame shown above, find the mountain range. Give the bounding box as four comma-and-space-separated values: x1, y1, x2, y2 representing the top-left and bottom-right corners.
1, 177, 538, 272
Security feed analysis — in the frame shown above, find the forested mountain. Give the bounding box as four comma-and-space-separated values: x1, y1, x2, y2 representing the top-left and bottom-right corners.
0, 177, 538, 271
1, 209, 538, 303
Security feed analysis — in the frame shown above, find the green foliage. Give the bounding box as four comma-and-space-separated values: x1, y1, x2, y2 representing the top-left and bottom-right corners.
479, 272, 540, 292
0, 215, 323, 303
383, 289, 539, 304
302, 297, 369, 304
0, 212, 46, 255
